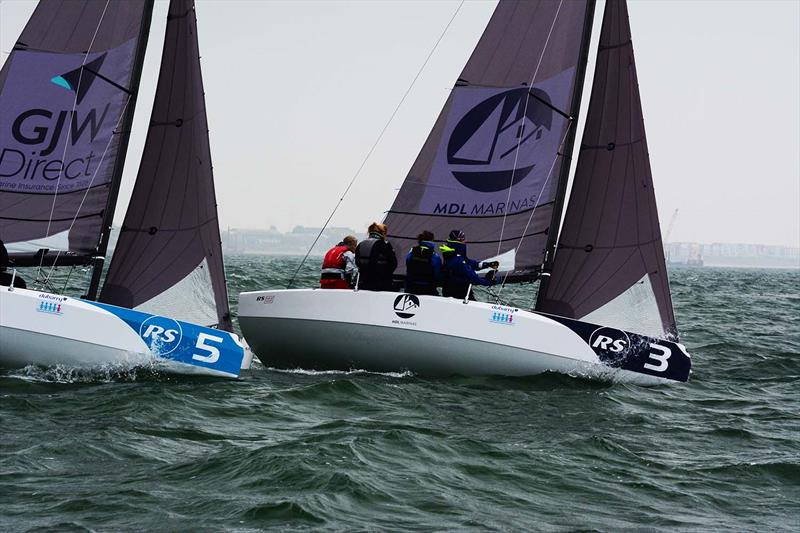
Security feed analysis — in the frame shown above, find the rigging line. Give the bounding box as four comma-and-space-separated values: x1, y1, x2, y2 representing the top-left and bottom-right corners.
496, 0, 564, 257
39, 0, 111, 276
42, 96, 132, 285
496, 121, 572, 298
286, 0, 465, 289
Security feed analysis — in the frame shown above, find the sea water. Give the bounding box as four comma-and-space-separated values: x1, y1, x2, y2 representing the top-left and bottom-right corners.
1, 258, 798, 531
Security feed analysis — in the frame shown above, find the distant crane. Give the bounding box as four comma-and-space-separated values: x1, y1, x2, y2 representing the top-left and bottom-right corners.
664, 209, 678, 263
664, 208, 679, 244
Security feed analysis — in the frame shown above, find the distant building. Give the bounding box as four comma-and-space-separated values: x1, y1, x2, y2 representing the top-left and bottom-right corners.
664, 241, 799, 268
222, 226, 358, 256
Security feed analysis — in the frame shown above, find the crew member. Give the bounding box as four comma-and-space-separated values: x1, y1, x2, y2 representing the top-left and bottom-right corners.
440, 229, 498, 300
355, 222, 397, 291
320, 235, 358, 289
0, 239, 26, 289
405, 230, 441, 296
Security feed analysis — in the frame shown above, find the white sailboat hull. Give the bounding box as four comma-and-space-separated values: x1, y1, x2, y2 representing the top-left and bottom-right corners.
0, 286, 251, 378
238, 289, 691, 385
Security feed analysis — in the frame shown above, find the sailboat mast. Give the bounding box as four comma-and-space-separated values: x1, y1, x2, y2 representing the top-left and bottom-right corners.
536, 0, 596, 304
86, 0, 155, 301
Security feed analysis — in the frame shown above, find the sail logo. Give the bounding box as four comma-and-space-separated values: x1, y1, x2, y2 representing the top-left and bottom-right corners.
50, 54, 107, 106
445, 87, 553, 193
0, 42, 133, 194
393, 294, 420, 319
139, 315, 183, 356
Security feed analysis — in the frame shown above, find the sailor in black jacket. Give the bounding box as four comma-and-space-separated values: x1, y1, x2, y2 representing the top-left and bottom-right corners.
355, 222, 397, 291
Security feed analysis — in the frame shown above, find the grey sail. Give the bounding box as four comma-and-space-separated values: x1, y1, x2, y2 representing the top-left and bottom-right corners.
384, 0, 595, 280
0, 0, 152, 257
100, 0, 232, 330
536, 0, 677, 338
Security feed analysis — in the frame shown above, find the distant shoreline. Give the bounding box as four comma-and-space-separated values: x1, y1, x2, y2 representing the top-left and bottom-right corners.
225, 253, 800, 270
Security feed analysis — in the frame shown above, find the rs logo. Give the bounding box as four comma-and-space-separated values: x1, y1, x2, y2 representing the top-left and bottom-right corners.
589, 327, 631, 357
591, 335, 628, 353
139, 316, 182, 355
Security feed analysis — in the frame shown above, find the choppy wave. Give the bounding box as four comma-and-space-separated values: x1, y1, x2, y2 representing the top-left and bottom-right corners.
1, 259, 798, 531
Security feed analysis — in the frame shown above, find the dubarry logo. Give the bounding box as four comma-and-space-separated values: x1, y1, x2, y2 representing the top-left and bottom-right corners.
50, 53, 107, 106
139, 315, 183, 356
393, 294, 420, 319
446, 87, 553, 193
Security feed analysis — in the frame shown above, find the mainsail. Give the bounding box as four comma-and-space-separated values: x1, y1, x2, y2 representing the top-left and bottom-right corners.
536, 0, 677, 339
99, 0, 232, 330
385, 0, 595, 280
0, 0, 152, 258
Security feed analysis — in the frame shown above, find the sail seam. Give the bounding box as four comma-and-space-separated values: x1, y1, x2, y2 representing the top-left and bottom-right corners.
388, 228, 547, 245
581, 137, 643, 150
557, 236, 661, 250
120, 218, 217, 234
599, 39, 632, 51
0, 183, 109, 196
0, 212, 101, 222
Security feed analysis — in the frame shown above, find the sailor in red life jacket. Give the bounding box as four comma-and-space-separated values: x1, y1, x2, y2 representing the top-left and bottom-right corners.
320, 235, 358, 289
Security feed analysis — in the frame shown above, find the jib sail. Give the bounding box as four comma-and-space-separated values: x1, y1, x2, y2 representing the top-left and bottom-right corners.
100, 0, 232, 330
536, 0, 677, 339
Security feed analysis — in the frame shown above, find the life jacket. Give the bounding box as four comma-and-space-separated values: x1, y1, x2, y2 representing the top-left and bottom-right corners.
407, 243, 435, 284
440, 240, 469, 285
320, 244, 349, 280
355, 232, 393, 271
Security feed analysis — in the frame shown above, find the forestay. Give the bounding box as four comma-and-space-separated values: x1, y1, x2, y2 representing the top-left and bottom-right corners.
536, 0, 677, 339
0, 0, 151, 255
100, 0, 231, 330
384, 0, 594, 280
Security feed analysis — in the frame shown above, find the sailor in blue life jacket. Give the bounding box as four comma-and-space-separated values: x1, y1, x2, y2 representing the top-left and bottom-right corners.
355, 222, 397, 291
0, 239, 26, 289
320, 235, 358, 289
440, 229, 499, 300
404, 230, 442, 296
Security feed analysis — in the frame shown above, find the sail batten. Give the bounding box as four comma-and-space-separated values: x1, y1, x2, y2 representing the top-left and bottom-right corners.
535, 0, 677, 339
99, 0, 232, 331
384, 0, 595, 278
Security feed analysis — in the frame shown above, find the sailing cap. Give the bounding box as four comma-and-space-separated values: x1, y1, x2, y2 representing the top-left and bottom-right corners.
448, 229, 465, 242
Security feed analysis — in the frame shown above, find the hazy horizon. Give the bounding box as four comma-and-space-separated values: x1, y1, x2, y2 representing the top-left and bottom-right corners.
2, 0, 798, 247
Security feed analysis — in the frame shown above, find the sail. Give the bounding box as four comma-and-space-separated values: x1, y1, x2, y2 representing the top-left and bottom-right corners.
384, 0, 595, 279
0, 0, 152, 256
99, 0, 232, 330
535, 0, 677, 339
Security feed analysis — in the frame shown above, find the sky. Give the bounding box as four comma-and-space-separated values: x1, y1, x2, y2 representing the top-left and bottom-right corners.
1, 0, 798, 247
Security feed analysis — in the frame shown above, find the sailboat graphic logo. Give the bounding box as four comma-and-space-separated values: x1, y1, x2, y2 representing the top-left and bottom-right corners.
393, 294, 420, 319
50, 53, 107, 105
447, 87, 553, 193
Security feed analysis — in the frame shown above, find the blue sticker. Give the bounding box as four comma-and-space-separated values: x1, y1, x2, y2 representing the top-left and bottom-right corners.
84, 301, 243, 377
